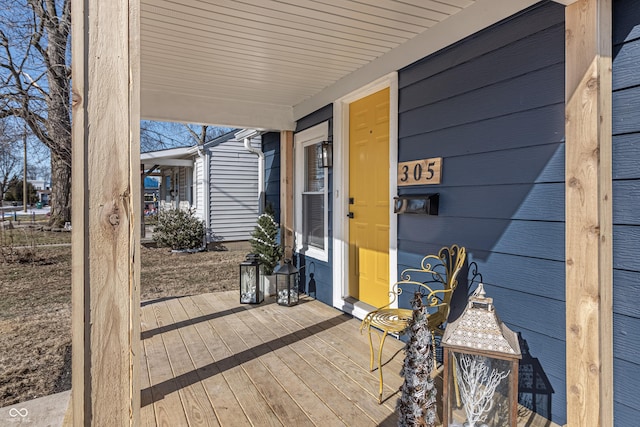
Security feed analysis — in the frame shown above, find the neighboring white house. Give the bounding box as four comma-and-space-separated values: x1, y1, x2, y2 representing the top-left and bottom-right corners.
140, 130, 261, 243
27, 179, 51, 205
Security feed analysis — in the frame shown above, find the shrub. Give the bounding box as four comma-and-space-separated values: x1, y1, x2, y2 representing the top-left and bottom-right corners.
152, 208, 205, 251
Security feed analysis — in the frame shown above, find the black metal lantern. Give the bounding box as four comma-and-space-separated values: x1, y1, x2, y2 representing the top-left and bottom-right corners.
240, 253, 263, 304
321, 140, 333, 168
274, 258, 299, 306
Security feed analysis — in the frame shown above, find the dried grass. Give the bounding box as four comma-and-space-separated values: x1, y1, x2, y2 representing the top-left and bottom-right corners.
0, 242, 246, 407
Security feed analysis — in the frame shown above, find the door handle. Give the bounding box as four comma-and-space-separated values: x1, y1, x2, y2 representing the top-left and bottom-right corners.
347, 212, 354, 219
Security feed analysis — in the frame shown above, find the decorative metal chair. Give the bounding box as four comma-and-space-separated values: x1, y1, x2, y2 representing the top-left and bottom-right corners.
360, 244, 467, 403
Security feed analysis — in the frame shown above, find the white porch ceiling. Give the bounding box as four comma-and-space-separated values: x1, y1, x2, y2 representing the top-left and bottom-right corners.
139, 0, 545, 130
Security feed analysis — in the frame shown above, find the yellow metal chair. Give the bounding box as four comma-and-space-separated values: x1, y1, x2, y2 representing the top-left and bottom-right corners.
360, 244, 466, 403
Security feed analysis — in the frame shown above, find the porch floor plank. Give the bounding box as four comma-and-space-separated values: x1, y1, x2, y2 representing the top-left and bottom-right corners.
141, 302, 190, 426
140, 291, 405, 427
139, 311, 157, 427
188, 294, 284, 427
233, 303, 349, 426
152, 301, 220, 427
252, 297, 401, 416
177, 296, 253, 427
163, 298, 222, 427
279, 299, 405, 402
203, 292, 316, 426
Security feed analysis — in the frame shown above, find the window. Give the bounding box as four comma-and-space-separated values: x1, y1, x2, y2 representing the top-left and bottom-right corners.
295, 122, 329, 261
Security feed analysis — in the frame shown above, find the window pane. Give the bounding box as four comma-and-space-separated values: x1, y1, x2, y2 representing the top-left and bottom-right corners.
303, 193, 324, 249
305, 144, 324, 192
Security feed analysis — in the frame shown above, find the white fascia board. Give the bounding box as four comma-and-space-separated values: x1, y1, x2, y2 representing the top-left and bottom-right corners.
234, 129, 261, 139
141, 146, 192, 159
141, 89, 295, 131
293, 0, 541, 120
141, 159, 194, 168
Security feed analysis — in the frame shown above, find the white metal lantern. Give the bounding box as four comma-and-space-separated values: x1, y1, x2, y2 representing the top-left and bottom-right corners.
442, 284, 521, 427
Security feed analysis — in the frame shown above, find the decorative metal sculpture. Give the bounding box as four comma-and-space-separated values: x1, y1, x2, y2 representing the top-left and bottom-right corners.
454, 353, 510, 427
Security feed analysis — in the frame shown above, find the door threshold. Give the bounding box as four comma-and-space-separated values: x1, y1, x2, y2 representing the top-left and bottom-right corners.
337, 296, 377, 320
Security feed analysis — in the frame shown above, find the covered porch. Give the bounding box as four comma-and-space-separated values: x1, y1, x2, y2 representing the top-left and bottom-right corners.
140, 290, 555, 426
72, 0, 613, 425
139, 291, 403, 426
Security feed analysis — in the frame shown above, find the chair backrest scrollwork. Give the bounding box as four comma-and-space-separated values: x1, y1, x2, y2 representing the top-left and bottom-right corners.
389, 244, 467, 326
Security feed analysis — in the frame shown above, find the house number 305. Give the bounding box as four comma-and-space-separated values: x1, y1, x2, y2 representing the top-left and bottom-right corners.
397, 157, 442, 186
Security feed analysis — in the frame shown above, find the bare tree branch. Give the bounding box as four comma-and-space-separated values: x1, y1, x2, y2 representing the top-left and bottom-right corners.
0, 0, 71, 225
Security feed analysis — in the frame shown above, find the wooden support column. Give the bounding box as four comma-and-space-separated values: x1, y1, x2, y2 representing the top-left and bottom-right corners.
141, 165, 146, 238
565, 1, 612, 426
281, 130, 294, 258
71, 0, 140, 425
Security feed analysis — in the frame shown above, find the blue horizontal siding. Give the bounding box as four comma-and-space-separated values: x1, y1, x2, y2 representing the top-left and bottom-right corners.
399, 2, 565, 88
262, 132, 280, 219
613, 180, 640, 225
613, 85, 640, 135
613, 225, 640, 271
613, 0, 640, 44
613, 1, 640, 424
294, 109, 334, 305
403, 183, 564, 222
399, 103, 565, 160
402, 143, 565, 186
614, 402, 640, 426
614, 313, 640, 364
296, 104, 332, 133
614, 358, 640, 412
397, 2, 566, 423
400, 24, 564, 113
613, 134, 640, 179
613, 269, 640, 318
399, 217, 564, 261
399, 63, 565, 137
613, 37, 640, 90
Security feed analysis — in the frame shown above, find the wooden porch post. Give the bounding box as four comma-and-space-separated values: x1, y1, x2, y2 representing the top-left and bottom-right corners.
565, 1, 613, 426
71, 0, 140, 425
281, 130, 294, 258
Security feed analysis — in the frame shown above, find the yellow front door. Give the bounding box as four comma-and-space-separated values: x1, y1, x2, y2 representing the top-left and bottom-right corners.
348, 88, 390, 307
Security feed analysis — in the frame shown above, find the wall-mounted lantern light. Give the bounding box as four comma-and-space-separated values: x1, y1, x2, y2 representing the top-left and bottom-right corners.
321, 139, 333, 168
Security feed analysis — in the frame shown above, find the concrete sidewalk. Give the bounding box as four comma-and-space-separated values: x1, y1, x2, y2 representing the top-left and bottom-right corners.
0, 391, 69, 427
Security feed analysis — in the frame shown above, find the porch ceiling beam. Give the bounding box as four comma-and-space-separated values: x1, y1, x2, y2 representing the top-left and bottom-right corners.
71, 0, 141, 424
141, 89, 295, 131
292, 0, 541, 120
565, 1, 613, 426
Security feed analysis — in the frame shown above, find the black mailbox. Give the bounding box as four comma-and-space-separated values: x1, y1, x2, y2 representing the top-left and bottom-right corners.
393, 193, 439, 215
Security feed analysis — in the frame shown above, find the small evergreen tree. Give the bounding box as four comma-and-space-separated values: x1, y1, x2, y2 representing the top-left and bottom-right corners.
250, 205, 282, 275
397, 291, 437, 427
153, 207, 205, 250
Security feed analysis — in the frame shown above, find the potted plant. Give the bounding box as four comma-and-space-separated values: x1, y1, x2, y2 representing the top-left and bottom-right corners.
249, 205, 283, 296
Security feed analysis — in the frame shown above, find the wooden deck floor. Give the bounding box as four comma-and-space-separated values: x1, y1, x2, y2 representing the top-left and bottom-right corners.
140, 291, 406, 427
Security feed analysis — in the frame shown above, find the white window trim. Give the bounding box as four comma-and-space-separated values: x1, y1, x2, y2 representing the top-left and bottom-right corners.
294, 121, 330, 262
332, 72, 399, 318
